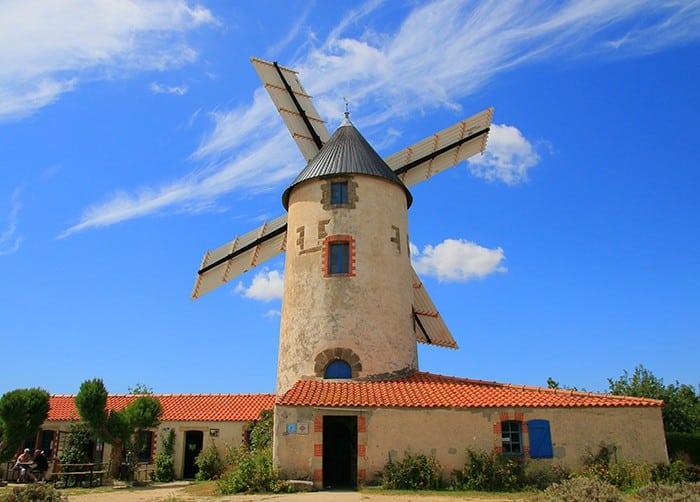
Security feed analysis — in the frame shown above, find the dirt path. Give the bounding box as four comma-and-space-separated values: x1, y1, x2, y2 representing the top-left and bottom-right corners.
65, 483, 524, 502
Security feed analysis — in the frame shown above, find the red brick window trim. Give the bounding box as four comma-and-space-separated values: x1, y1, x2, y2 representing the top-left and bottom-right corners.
322, 234, 356, 277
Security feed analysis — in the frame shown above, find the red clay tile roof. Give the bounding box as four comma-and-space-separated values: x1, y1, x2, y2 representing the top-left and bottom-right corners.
48, 394, 275, 422
277, 372, 663, 409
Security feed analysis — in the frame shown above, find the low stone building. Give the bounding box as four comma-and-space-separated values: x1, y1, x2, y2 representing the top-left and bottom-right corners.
274, 371, 666, 487
29, 393, 274, 480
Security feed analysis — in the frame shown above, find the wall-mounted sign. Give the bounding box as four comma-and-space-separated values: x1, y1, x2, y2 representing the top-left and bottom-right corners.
286, 423, 297, 434
297, 422, 309, 434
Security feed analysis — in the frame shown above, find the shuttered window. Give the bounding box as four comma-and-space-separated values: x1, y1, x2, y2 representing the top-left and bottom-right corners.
527, 419, 553, 458
331, 181, 348, 204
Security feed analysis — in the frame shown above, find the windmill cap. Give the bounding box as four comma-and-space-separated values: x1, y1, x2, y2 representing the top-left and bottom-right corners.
282, 118, 412, 209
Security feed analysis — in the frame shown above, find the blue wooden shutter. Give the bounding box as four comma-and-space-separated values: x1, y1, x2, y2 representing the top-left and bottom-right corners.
527, 419, 553, 458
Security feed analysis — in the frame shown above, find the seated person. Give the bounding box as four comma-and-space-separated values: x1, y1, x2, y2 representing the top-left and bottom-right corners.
15, 448, 35, 483
32, 449, 49, 481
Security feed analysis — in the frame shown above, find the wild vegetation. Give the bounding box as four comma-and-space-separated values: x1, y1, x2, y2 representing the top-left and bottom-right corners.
215, 410, 287, 494
151, 428, 176, 482
0, 388, 50, 463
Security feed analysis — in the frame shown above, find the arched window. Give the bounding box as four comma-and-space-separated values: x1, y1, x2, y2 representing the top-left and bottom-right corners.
501, 420, 522, 456
324, 359, 352, 379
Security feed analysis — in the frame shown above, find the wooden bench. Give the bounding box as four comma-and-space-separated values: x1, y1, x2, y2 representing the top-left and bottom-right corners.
56, 463, 108, 488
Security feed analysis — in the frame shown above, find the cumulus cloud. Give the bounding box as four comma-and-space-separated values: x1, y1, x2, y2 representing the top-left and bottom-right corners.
468, 124, 540, 184
234, 269, 284, 302
411, 239, 506, 282
1, 189, 25, 256
0, 0, 215, 121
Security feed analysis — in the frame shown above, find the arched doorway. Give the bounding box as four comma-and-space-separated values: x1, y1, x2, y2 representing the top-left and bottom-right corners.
183, 431, 203, 479
322, 416, 357, 489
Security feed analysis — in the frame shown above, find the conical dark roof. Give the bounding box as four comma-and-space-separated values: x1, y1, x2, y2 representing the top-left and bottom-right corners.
282, 116, 412, 209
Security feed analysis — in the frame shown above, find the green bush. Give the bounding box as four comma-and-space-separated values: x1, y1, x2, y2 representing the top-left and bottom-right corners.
216, 446, 285, 494
453, 449, 525, 491
634, 481, 700, 501
151, 429, 176, 482
523, 462, 570, 490
249, 409, 273, 451
152, 452, 175, 482
194, 444, 224, 481
578, 443, 653, 490
533, 476, 623, 502
651, 459, 694, 484
666, 432, 700, 465
382, 451, 442, 490
0, 484, 66, 502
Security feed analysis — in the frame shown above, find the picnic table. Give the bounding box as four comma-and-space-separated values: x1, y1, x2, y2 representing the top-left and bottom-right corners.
57, 462, 108, 487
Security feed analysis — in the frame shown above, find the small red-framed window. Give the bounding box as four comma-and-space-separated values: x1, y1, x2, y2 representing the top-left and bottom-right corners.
323, 235, 355, 277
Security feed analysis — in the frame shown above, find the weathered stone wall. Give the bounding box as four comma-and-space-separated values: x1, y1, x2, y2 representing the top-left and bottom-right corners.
273, 405, 668, 487
278, 175, 416, 395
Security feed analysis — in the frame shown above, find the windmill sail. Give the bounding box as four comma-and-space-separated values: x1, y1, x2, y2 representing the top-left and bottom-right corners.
412, 268, 458, 348
191, 215, 288, 299
386, 107, 493, 187
251, 57, 330, 162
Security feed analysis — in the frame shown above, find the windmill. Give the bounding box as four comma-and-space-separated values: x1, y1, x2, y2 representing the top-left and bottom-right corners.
192, 57, 493, 394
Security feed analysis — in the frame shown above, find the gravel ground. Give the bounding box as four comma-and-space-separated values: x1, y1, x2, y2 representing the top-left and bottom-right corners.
63, 482, 524, 502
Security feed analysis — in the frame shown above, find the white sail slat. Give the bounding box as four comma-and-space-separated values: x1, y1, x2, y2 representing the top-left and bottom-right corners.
386, 107, 494, 188
191, 215, 288, 299
411, 267, 458, 349
251, 57, 331, 162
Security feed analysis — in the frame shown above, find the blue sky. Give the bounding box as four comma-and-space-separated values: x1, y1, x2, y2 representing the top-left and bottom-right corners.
1, 0, 698, 397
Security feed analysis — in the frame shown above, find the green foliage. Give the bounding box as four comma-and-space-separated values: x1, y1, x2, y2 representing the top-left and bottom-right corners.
534, 477, 623, 502
58, 422, 92, 465
151, 428, 176, 482
634, 481, 700, 501
195, 443, 224, 480
666, 432, 700, 465
578, 443, 653, 490
249, 409, 273, 451
75, 378, 162, 445
652, 459, 697, 484
152, 451, 176, 482
74, 378, 162, 477
381, 451, 442, 490
0, 483, 66, 502
607, 365, 700, 434
0, 388, 50, 463
522, 462, 570, 490
74, 379, 111, 441
453, 449, 525, 491
216, 446, 286, 494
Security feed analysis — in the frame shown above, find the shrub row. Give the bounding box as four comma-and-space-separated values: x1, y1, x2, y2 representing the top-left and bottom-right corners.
382, 448, 700, 497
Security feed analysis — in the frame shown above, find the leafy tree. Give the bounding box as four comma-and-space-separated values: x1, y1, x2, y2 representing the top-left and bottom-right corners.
0, 388, 50, 463
75, 378, 162, 478
546, 377, 560, 389
607, 365, 700, 434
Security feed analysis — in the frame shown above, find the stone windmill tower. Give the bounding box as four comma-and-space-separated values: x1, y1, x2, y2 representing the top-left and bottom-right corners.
192, 58, 493, 396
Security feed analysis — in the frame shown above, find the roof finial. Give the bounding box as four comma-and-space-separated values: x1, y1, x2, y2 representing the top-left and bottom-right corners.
343, 97, 350, 122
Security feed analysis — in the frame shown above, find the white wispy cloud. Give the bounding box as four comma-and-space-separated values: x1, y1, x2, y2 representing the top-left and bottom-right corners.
1, 189, 25, 256
58, 0, 699, 234
149, 82, 189, 95
234, 269, 284, 302
411, 239, 507, 282
468, 124, 540, 184
0, 0, 215, 121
